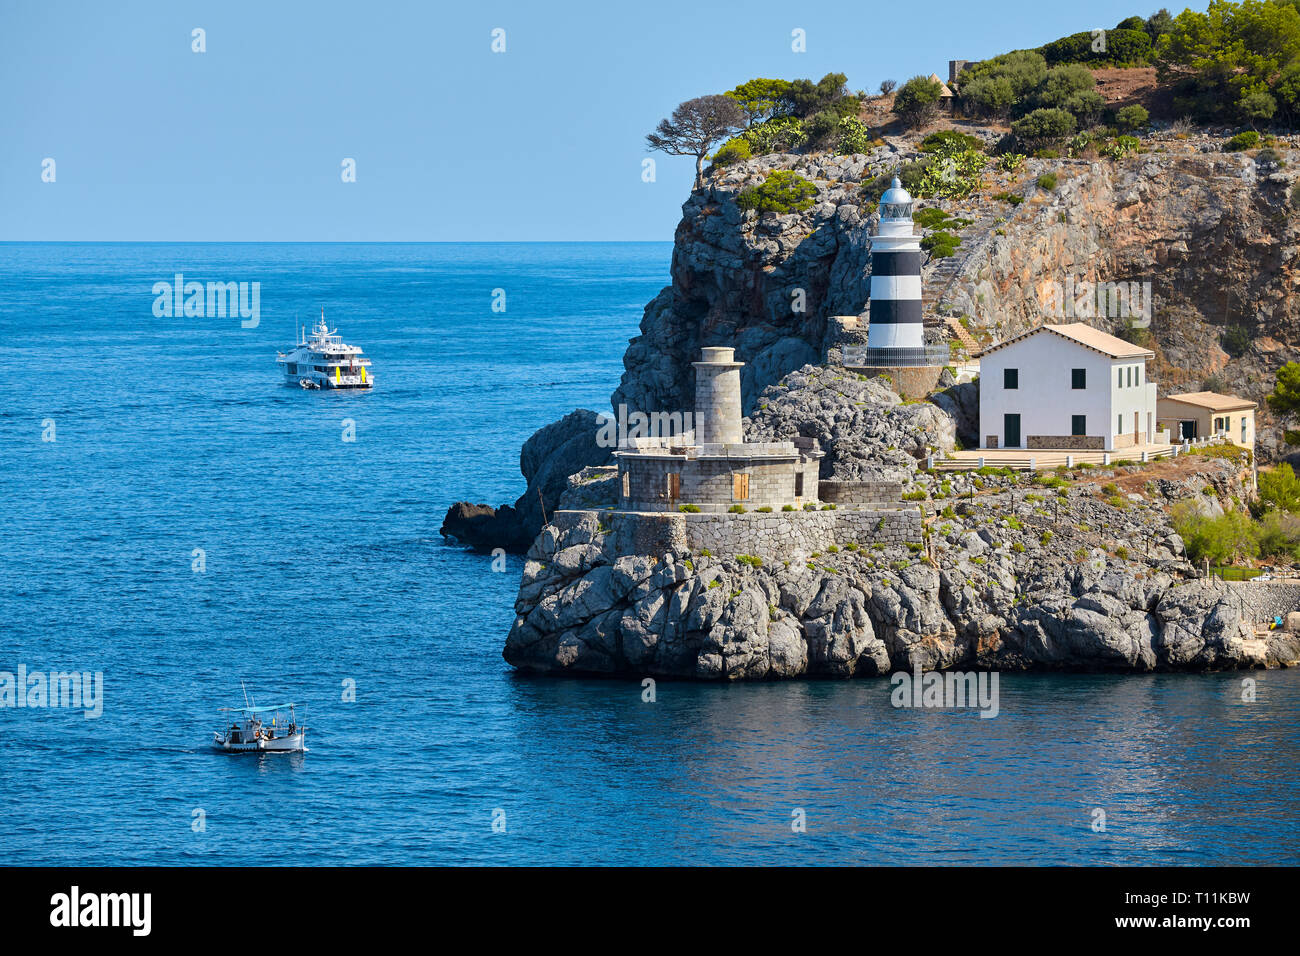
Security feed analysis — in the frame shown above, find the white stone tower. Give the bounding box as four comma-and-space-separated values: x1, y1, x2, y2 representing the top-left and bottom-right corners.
867, 177, 924, 354
692, 346, 744, 445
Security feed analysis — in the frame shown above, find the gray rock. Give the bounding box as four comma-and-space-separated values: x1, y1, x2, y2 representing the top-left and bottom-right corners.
442, 409, 613, 552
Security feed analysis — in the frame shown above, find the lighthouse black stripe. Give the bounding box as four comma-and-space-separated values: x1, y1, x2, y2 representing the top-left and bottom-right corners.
869, 298, 923, 324
870, 251, 922, 276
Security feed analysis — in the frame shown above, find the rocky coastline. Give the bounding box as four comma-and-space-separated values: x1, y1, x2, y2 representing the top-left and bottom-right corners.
502, 368, 1300, 678
443, 134, 1300, 678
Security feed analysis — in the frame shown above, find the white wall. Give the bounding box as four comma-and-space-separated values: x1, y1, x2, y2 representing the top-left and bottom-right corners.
978, 333, 1156, 450
1111, 365, 1157, 448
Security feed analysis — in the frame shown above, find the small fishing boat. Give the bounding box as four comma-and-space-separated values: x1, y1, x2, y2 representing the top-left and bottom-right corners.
212, 685, 307, 753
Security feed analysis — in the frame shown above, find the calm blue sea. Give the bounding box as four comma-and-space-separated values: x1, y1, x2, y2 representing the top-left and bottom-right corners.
1, 242, 1298, 866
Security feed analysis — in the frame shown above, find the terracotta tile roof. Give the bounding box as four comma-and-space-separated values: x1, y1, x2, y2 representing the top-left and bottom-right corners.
980, 322, 1155, 360
1161, 391, 1258, 412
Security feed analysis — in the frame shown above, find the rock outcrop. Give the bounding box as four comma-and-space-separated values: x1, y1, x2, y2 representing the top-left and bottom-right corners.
441, 409, 612, 552
505, 465, 1300, 678
612, 151, 893, 419
746, 363, 956, 480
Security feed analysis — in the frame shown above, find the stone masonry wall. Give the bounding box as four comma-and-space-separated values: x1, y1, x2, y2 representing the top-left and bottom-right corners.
549, 507, 923, 561
684, 510, 922, 558
1223, 580, 1300, 623
818, 479, 903, 507
1027, 435, 1105, 450
621, 455, 811, 512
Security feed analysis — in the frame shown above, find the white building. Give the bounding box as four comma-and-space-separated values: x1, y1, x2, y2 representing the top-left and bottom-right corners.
977, 323, 1159, 451
1157, 391, 1257, 449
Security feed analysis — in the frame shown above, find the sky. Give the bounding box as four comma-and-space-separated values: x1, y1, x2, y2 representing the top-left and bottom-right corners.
1, 0, 1170, 241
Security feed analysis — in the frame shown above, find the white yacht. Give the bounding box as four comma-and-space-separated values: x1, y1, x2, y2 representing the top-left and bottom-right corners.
277, 310, 374, 389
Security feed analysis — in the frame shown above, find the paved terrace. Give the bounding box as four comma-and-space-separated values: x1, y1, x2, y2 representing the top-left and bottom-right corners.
931, 440, 1196, 472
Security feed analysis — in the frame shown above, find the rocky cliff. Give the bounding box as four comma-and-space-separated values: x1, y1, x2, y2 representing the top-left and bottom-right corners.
612, 151, 884, 418
505, 366, 1300, 678
943, 133, 1300, 462
613, 132, 1300, 460
504, 465, 1299, 678
440, 409, 611, 552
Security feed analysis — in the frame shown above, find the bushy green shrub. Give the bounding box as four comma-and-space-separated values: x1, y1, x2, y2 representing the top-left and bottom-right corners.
1222, 324, 1251, 358
741, 116, 807, 154
835, 115, 873, 154
736, 170, 818, 215
1038, 28, 1152, 67
958, 51, 1048, 118
736, 554, 763, 567
992, 190, 1024, 205
803, 108, 843, 144
728, 504, 746, 513
914, 207, 972, 230
921, 231, 962, 257
1116, 104, 1149, 131
997, 152, 1025, 171
894, 75, 944, 126
1256, 510, 1300, 559
919, 129, 984, 153
786, 72, 858, 118
1038, 64, 1103, 124
1225, 130, 1261, 152
1239, 90, 1277, 126
1037, 172, 1058, 190
1061, 90, 1105, 126
1173, 504, 1260, 565
1257, 463, 1300, 514
711, 137, 752, 167
678, 503, 701, 513
1012, 108, 1076, 148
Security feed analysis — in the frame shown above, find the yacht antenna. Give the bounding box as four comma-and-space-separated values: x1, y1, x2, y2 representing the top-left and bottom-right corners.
241, 680, 251, 710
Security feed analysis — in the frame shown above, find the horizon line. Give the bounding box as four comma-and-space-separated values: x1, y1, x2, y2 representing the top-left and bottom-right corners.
0, 239, 677, 245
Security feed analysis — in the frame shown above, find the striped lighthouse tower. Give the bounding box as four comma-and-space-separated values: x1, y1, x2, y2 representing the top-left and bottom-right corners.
867, 177, 924, 357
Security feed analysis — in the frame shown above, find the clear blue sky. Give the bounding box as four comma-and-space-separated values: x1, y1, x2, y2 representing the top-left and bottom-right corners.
1, 0, 1164, 241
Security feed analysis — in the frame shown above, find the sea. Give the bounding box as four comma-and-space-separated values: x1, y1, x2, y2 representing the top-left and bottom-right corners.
1, 241, 1298, 866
